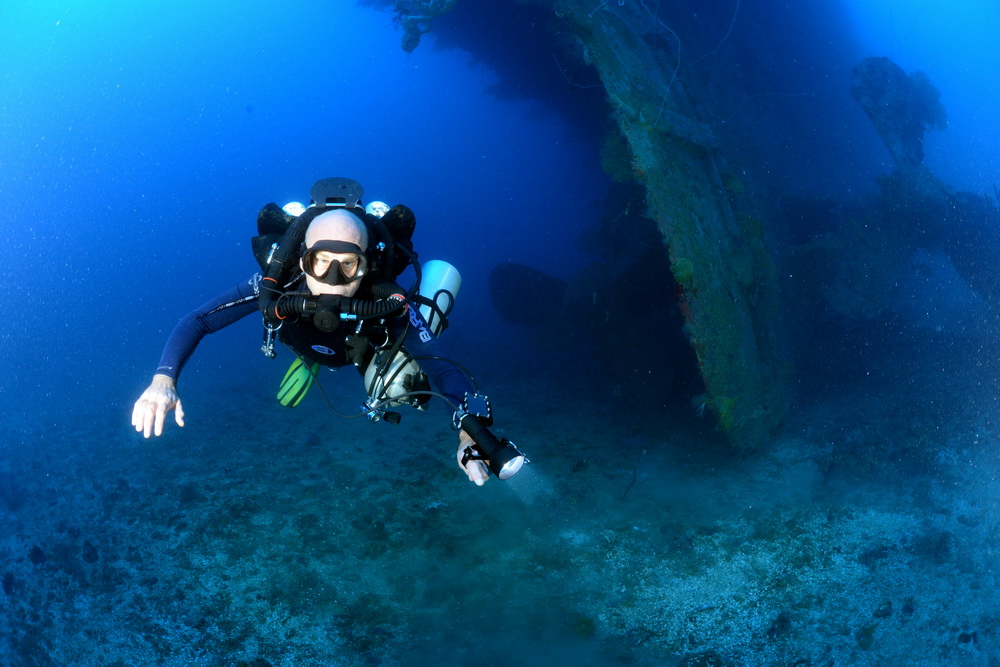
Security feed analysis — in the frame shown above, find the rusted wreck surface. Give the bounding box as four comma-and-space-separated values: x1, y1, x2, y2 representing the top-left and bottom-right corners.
553, 1, 787, 449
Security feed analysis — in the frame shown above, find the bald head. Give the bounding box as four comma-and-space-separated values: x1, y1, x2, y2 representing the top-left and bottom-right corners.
305, 209, 368, 251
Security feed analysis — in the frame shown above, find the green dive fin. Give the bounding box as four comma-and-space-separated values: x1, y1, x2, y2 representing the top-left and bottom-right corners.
277, 358, 320, 407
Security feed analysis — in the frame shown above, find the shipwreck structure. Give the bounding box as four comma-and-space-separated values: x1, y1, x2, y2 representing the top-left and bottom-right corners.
789, 56, 1000, 332
535, 0, 788, 450
382, 0, 790, 450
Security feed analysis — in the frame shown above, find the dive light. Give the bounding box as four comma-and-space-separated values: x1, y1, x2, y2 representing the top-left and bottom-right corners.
455, 393, 528, 480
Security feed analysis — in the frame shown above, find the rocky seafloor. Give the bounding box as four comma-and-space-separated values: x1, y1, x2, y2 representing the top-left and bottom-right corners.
1, 337, 998, 666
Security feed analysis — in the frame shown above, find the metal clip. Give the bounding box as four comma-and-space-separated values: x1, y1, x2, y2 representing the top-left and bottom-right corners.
361, 398, 401, 424
261, 322, 280, 358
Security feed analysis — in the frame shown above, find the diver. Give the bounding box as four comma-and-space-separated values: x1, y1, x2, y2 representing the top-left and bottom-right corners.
130, 177, 525, 485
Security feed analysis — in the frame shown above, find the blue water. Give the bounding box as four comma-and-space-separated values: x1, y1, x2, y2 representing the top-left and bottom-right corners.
2, 0, 999, 664
0, 0, 606, 413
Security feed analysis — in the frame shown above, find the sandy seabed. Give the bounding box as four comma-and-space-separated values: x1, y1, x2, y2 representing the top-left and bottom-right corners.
1, 351, 998, 666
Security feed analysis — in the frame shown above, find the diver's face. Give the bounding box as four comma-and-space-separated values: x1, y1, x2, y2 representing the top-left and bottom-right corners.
310, 250, 362, 281
303, 249, 364, 297
302, 249, 364, 297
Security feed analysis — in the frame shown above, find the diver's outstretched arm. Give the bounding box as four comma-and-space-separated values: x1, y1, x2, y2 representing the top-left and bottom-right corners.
132, 276, 259, 438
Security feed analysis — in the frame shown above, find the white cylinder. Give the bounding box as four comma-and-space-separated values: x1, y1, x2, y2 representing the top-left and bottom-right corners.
418, 260, 462, 336
361, 259, 462, 407
363, 352, 423, 408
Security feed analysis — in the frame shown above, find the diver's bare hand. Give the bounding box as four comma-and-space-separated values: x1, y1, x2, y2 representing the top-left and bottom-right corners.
131, 374, 185, 438
457, 429, 489, 486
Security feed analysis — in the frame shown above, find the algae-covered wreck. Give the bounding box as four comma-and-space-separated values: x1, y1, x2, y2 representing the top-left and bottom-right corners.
380, 0, 790, 450
548, 0, 789, 451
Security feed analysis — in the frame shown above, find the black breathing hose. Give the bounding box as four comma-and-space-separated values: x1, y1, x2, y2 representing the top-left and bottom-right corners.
270, 285, 408, 324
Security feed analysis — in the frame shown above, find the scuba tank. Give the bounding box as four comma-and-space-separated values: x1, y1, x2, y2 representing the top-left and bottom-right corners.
363, 260, 462, 411
417, 260, 461, 336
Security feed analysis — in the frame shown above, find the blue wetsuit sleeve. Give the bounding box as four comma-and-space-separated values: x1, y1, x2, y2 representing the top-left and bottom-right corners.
398, 308, 475, 409
155, 274, 261, 382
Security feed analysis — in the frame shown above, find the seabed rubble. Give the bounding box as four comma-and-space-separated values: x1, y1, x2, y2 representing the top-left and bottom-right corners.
1, 373, 998, 665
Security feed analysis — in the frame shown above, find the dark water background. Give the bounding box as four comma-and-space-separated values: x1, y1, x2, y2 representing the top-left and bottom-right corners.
2, 0, 999, 664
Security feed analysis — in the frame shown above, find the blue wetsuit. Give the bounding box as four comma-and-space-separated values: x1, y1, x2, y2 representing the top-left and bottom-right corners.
155, 272, 474, 407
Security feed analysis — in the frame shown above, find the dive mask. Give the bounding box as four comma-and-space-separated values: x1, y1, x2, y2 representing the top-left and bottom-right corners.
302, 240, 368, 286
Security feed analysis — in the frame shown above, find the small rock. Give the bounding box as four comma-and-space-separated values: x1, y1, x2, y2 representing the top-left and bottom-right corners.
856, 623, 877, 650
767, 611, 792, 639
82, 540, 99, 564
906, 529, 953, 564
858, 545, 891, 567
28, 545, 45, 565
